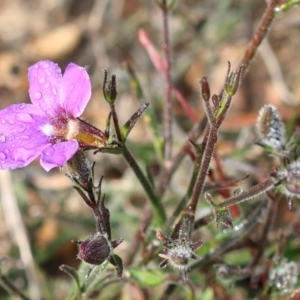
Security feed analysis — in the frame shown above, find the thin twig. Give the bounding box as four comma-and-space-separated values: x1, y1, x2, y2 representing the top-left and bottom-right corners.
0, 274, 31, 300
218, 177, 274, 209
161, 1, 173, 162
189, 128, 218, 212
138, 29, 198, 123
240, 0, 279, 72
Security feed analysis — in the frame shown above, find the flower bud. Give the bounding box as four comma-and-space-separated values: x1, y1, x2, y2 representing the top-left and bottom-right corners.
200, 77, 210, 102
77, 233, 112, 265
103, 71, 117, 105
256, 104, 285, 151
224, 63, 244, 96
67, 151, 91, 190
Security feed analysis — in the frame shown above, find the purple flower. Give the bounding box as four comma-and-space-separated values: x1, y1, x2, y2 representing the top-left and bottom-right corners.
0, 60, 106, 171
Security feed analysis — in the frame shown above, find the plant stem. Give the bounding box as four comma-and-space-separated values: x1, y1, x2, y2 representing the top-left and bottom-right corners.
163, 146, 203, 232
194, 177, 275, 229
0, 275, 31, 300
218, 177, 274, 209
240, 0, 279, 72
122, 146, 166, 226
161, 1, 173, 162
187, 63, 243, 213
189, 128, 218, 212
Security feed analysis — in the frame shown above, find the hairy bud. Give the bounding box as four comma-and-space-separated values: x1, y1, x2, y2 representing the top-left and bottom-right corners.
256, 104, 285, 151
75, 233, 112, 265
268, 259, 298, 293
103, 71, 117, 105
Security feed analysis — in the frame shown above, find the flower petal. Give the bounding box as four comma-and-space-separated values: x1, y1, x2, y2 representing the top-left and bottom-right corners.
60, 63, 91, 117
28, 60, 62, 117
0, 111, 49, 169
40, 140, 78, 171
0, 103, 46, 133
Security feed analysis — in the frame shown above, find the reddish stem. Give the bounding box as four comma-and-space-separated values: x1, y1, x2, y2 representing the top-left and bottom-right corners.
240, 0, 279, 71
161, 3, 173, 162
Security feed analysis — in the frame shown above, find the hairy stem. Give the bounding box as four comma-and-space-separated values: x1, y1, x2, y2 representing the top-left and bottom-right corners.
240, 0, 279, 72
163, 147, 203, 232
194, 177, 275, 229
218, 177, 274, 209
189, 128, 218, 212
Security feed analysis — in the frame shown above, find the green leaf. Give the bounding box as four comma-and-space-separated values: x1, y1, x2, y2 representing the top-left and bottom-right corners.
120, 103, 149, 142
59, 264, 81, 300
200, 288, 214, 300
125, 64, 164, 160
223, 248, 252, 265
278, 0, 300, 12
81, 262, 109, 294
130, 268, 164, 287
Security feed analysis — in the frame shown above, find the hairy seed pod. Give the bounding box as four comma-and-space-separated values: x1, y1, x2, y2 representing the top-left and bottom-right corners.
168, 245, 190, 268
78, 233, 111, 265
67, 151, 91, 190
256, 104, 285, 150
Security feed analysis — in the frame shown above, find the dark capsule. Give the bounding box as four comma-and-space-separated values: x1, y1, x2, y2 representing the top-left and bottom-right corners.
77, 233, 111, 265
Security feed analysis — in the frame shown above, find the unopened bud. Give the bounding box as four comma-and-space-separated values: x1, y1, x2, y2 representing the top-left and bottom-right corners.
103, 71, 118, 105
67, 151, 91, 190
76, 233, 112, 265
224, 63, 244, 96
256, 104, 285, 151
200, 77, 210, 102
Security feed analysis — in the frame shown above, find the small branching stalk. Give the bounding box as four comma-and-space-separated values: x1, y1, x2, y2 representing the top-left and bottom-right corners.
67, 153, 123, 279
100, 71, 166, 225
157, 63, 244, 280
